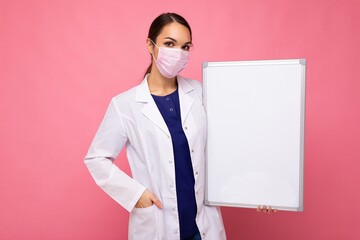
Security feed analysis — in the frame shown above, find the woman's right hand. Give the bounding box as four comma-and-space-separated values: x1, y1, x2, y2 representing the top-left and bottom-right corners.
257, 205, 277, 214
135, 189, 163, 209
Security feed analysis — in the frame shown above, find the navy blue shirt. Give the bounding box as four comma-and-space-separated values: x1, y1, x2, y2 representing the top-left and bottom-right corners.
152, 88, 199, 239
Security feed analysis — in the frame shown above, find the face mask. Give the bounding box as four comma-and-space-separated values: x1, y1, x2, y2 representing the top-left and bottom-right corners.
151, 40, 190, 78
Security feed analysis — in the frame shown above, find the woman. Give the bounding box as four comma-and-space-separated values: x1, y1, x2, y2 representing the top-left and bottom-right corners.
84, 13, 227, 239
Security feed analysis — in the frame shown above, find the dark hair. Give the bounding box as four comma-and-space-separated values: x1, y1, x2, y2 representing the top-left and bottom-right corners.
144, 12, 192, 77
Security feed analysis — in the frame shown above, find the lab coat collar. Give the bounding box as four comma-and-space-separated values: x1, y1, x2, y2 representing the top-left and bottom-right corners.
135, 74, 193, 102
177, 76, 194, 125
135, 74, 194, 136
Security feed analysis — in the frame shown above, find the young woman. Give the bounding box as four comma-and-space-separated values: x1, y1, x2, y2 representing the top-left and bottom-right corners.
84, 13, 227, 240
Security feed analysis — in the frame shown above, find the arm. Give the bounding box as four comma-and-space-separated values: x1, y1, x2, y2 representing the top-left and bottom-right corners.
84, 98, 146, 212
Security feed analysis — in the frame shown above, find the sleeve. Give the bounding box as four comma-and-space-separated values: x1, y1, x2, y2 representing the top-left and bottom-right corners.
84, 98, 146, 212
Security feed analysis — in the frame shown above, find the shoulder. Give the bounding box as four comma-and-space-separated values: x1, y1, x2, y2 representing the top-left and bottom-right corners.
108, 83, 140, 115
112, 85, 137, 103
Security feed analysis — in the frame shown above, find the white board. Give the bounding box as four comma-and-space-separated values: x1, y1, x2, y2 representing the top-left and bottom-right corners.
203, 59, 305, 211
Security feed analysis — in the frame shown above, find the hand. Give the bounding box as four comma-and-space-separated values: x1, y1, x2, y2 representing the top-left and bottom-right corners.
257, 205, 277, 214
135, 189, 163, 209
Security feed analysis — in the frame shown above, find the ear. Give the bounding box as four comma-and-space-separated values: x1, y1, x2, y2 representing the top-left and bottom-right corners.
146, 38, 154, 54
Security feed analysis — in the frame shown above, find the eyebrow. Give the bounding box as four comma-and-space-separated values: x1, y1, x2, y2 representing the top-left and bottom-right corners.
164, 37, 192, 45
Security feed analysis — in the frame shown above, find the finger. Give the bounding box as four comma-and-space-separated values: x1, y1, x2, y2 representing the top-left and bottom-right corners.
135, 202, 145, 208
258, 205, 264, 212
257, 206, 262, 212
269, 207, 277, 213
262, 205, 267, 213
150, 194, 163, 209
154, 200, 163, 209
267, 206, 278, 214
263, 205, 268, 213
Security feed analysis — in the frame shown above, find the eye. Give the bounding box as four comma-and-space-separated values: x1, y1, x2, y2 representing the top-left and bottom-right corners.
164, 41, 174, 47
182, 45, 190, 51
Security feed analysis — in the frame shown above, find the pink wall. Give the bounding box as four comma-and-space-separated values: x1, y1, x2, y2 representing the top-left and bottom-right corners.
1, 0, 359, 239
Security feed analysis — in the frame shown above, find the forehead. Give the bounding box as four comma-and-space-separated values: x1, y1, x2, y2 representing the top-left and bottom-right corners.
156, 22, 191, 43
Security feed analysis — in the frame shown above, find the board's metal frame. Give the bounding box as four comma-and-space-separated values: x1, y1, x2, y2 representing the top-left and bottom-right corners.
202, 59, 306, 212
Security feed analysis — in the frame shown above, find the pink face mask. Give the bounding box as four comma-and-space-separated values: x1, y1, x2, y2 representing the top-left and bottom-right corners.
151, 40, 190, 78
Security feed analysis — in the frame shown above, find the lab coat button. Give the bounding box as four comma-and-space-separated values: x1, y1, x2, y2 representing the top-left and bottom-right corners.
202, 232, 206, 237
184, 126, 188, 130
174, 229, 179, 234
169, 160, 173, 164
172, 207, 176, 211
191, 149, 194, 153
195, 171, 198, 175
170, 184, 174, 188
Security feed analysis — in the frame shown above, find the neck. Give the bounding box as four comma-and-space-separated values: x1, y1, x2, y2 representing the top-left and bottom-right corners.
147, 65, 177, 96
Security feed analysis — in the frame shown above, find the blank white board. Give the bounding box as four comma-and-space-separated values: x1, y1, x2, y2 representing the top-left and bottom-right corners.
203, 59, 305, 211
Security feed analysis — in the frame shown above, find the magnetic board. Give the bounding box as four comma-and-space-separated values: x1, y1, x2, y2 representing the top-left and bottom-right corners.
203, 59, 305, 211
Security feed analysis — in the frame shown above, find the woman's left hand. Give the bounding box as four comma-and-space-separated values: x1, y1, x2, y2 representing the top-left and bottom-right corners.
257, 205, 277, 214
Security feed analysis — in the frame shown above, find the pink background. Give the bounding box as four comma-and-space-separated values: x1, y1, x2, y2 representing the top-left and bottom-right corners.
1, 0, 359, 239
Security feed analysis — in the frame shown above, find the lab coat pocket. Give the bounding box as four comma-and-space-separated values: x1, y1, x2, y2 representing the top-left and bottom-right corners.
129, 204, 157, 240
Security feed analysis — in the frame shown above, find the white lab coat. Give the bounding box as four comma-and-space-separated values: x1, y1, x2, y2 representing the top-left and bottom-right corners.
84, 75, 227, 240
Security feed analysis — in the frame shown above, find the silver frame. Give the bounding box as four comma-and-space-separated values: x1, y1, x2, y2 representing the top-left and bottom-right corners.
203, 59, 306, 211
